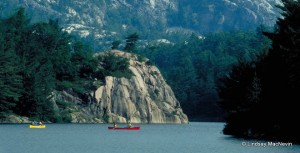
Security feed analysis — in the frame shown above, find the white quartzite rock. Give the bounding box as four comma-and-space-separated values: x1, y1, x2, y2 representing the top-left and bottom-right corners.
93, 50, 188, 123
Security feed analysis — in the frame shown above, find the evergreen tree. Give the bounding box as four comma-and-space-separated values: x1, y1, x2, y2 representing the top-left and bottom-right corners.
111, 40, 121, 50
31, 61, 57, 121
124, 33, 139, 53
97, 52, 132, 79
0, 21, 23, 118
168, 44, 201, 117
71, 41, 97, 78
218, 61, 258, 136
12, 18, 59, 119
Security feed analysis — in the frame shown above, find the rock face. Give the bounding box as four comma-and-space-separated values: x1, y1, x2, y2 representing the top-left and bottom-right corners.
92, 50, 188, 123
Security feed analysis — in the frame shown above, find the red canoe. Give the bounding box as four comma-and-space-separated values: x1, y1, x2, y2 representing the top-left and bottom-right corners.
108, 126, 140, 130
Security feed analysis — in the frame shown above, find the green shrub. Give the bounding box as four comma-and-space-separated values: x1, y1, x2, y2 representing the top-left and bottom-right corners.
102, 114, 110, 123
137, 55, 146, 62
98, 53, 133, 79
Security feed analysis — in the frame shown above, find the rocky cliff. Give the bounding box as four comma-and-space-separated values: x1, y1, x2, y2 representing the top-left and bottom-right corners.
54, 50, 188, 124
94, 50, 188, 123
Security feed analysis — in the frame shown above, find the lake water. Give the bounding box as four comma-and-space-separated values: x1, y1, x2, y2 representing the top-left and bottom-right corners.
1, 122, 299, 153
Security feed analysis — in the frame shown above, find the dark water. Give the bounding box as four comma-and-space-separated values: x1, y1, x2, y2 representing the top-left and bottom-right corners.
0, 122, 299, 153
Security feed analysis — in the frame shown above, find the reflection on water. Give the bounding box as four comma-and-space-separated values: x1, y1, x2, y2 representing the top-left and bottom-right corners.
0, 123, 299, 153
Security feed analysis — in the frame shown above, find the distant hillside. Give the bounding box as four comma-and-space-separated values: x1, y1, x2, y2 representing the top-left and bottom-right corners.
0, 0, 280, 50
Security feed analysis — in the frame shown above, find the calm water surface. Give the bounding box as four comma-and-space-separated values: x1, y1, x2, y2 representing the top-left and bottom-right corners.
1, 122, 299, 153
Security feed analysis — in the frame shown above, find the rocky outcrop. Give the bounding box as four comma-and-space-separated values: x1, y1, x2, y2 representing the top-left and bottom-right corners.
55, 50, 188, 124
0, 114, 30, 123
91, 50, 188, 123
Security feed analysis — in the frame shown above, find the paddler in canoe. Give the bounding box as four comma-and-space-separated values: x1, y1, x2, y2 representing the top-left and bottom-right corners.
127, 120, 132, 128
31, 121, 44, 126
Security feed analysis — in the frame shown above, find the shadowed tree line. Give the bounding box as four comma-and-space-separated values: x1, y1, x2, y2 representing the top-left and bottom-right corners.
137, 27, 270, 121
0, 8, 132, 122
218, 0, 300, 143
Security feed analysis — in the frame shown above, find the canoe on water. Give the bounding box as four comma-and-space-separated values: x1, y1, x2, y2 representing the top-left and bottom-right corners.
108, 126, 140, 130
29, 125, 46, 128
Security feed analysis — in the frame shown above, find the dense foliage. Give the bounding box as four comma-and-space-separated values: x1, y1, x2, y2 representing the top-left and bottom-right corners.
218, 0, 300, 143
124, 33, 139, 53
97, 52, 133, 79
0, 8, 131, 122
139, 28, 270, 121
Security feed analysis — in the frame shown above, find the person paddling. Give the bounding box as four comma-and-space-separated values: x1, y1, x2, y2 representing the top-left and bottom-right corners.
127, 120, 132, 128
31, 121, 37, 125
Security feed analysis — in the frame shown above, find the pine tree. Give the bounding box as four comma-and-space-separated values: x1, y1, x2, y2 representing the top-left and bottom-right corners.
0, 21, 23, 118
111, 40, 121, 50
124, 33, 139, 53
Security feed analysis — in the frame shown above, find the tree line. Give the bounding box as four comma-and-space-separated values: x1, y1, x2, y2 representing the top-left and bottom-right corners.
0, 8, 132, 122
218, 0, 300, 143
137, 27, 270, 121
